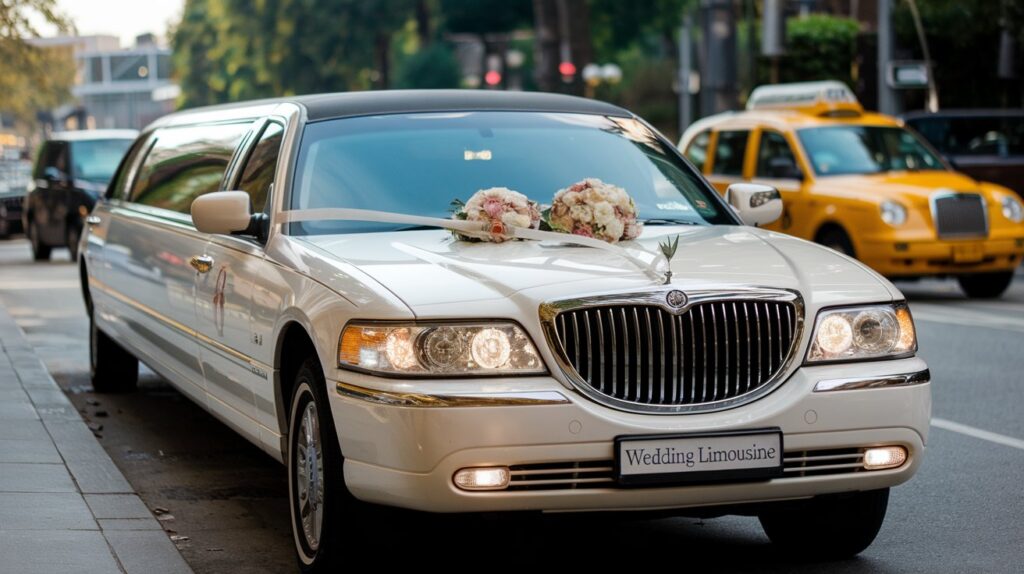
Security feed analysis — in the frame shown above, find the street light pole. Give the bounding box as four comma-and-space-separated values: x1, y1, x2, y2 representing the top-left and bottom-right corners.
877, 0, 898, 115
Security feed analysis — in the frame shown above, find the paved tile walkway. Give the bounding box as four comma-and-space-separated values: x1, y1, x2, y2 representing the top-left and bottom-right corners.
0, 305, 192, 574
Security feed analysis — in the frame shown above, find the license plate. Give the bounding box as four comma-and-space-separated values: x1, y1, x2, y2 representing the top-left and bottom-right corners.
952, 243, 984, 263
615, 429, 783, 486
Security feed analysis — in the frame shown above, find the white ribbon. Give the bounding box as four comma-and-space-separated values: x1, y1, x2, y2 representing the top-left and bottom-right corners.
277, 207, 663, 281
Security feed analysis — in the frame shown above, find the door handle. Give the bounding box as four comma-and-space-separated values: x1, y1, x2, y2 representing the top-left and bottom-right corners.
85, 215, 102, 226
190, 255, 214, 274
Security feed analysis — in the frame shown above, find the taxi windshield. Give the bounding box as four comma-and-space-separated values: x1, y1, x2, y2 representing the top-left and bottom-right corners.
797, 126, 945, 176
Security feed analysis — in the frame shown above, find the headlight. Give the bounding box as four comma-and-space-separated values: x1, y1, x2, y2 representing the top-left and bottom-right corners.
338, 321, 546, 376
1001, 196, 1024, 223
880, 201, 907, 226
806, 303, 916, 363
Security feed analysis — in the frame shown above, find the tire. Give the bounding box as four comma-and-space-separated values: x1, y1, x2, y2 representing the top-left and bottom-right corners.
957, 271, 1014, 299
759, 488, 889, 559
28, 221, 51, 261
288, 357, 362, 573
89, 317, 138, 393
816, 226, 856, 258
0, 205, 9, 239
66, 222, 81, 262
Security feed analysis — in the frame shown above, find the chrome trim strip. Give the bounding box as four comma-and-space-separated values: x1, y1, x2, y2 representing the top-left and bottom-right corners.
813, 369, 930, 392
539, 286, 805, 415
334, 382, 570, 407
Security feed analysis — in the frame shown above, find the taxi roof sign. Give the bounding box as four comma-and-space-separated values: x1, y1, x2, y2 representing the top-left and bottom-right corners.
746, 81, 863, 116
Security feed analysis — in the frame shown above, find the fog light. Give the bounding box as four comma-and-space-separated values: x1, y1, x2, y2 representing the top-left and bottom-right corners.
453, 466, 510, 491
863, 446, 907, 470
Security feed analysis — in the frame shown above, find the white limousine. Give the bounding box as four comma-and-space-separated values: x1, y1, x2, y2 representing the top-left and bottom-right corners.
81, 91, 930, 571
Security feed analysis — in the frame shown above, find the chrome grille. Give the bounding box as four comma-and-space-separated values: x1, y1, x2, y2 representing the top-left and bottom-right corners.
933, 193, 987, 238
548, 295, 799, 412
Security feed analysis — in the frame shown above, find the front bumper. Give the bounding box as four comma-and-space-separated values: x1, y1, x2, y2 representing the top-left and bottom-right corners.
859, 235, 1024, 277
327, 357, 930, 513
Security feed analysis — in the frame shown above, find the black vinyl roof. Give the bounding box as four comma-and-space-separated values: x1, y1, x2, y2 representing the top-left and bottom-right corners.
163, 89, 632, 124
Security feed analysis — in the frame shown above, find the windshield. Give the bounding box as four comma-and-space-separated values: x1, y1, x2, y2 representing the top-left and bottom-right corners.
71, 139, 134, 183
290, 111, 734, 235
797, 126, 945, 176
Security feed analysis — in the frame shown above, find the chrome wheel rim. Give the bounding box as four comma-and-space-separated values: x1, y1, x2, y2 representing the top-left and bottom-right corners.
295, 400, 324, 551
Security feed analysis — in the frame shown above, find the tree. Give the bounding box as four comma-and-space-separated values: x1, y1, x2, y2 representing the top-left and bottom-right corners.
172, 0, 418, 107
0, 0, 74, 124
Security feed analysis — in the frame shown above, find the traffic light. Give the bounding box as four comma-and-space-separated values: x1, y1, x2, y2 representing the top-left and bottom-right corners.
559, 61, 576, 82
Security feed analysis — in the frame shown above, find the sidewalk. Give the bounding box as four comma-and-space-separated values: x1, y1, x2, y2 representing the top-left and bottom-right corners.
0, 305, 192, 574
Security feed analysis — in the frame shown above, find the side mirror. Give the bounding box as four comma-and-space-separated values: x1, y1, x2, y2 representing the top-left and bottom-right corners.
768, 157, 803, 180
725, 183, 783, 227
191, 191, 252, 235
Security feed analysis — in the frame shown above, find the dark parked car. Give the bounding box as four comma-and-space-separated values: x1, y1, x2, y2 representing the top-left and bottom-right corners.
24, 130, 136, 260
0, 159, 31, 238
903, 109, 1024, 198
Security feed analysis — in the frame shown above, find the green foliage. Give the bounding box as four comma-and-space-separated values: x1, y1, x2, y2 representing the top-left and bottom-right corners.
0, 0, 74, 123
589, 0, 692, 62
172, 0, 417, 108
439, 0, 532, 35
395, 43, 461, 89
766, 15, 860, 86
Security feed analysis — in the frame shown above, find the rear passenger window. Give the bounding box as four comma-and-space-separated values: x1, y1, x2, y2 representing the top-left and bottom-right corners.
712, 130, 749, 176
236, 122, 284, 213
684, 130, 711, 171
130, 122, 250, 214
106, 138, 147, 200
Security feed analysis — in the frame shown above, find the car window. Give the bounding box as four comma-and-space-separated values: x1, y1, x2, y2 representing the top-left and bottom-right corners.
908, 116, 1024, 157
685, 130, 711, 171
797, 126, 945, 176
106, 137, 148, 201
70, 139, 134, 184
711, 130, 749, 176
756, 131, 800, 178
236, 122, 284, 213
130, 122, 250, 214
34, 141, 69, 178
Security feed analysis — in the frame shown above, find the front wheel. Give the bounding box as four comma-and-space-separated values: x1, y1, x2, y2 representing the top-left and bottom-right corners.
816, 226, 856, 258
288, 358, 361, 573
759, 488, 889, 559
66, 222, 81, 262
957, 271, 1014, 299
89, 317, 138, 392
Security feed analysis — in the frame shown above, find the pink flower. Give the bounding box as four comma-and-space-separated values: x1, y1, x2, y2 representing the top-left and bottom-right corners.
483, 198, 505, 219
489, 220, 507, 239
572, 226, 594, 238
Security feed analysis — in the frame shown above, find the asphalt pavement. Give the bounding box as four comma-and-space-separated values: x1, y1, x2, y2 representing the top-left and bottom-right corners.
1, 237, 1022, 573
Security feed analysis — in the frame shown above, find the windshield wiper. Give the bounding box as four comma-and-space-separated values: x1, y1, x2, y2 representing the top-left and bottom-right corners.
641, 219, 701, 226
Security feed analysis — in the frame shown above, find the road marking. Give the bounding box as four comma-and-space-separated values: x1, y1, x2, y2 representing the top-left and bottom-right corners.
932, 417, 1024, 451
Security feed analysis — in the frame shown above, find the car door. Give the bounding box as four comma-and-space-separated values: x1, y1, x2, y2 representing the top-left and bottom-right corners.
750, 129, 811, 236
194, 120, 284, 444
101, 122, 250, 406
705, 129, 752, 195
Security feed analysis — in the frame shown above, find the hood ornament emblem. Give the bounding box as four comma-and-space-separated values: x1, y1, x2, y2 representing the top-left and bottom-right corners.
658, 235, 680, 285
666, 289, 687, 309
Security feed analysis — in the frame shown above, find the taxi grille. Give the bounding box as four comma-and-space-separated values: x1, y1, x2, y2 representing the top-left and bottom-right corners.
550, 300, 798, 411
933, 193, 988, 238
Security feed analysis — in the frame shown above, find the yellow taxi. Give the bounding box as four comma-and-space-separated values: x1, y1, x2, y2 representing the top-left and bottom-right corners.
679, 81, 1024, 298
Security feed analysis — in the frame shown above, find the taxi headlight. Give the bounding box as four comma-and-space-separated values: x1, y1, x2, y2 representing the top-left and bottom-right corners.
807, 303, 916, 363
880, 200, 908, 226
1001, 196, 1024, 223
339, 321, 545, 376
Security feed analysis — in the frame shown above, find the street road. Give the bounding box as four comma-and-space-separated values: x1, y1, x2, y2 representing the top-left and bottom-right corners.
1, 237, 1022, 573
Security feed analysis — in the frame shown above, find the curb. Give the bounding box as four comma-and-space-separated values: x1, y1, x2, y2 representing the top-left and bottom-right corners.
0, 305, 193, 574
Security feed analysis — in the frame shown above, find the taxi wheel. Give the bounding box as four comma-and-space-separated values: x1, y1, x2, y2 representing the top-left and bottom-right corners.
89, 317, 138, 393
816, 227, 856, 258
288, 357, 366, 573
759, 488, 889, 559
957, 271, 1013, 299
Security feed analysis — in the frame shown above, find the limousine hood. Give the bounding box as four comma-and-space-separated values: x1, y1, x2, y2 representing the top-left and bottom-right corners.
294, 226, 897, 317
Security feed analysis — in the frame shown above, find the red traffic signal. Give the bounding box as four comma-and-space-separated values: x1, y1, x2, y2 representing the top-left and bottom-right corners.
558, 61, 576, 77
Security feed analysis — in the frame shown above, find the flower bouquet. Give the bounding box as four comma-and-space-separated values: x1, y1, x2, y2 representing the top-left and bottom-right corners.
450, 187, 541, 242
544, 178, 643, 243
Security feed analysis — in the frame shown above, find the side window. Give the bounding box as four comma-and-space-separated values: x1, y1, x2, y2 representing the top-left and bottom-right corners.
684, 130, 711, 171
711, 130, 749, 176
130, 122, 250, 214
756, 131, 801, 179
236, 122, 284, 213
106, 137, 147, 200
34, 141, 69, 178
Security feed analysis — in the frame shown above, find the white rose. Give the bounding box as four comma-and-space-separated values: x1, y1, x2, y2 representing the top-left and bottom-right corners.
569, 204, 593, 223
602, 218, 625, 242
502, 212, 530, 228
593, 202, 615, 225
